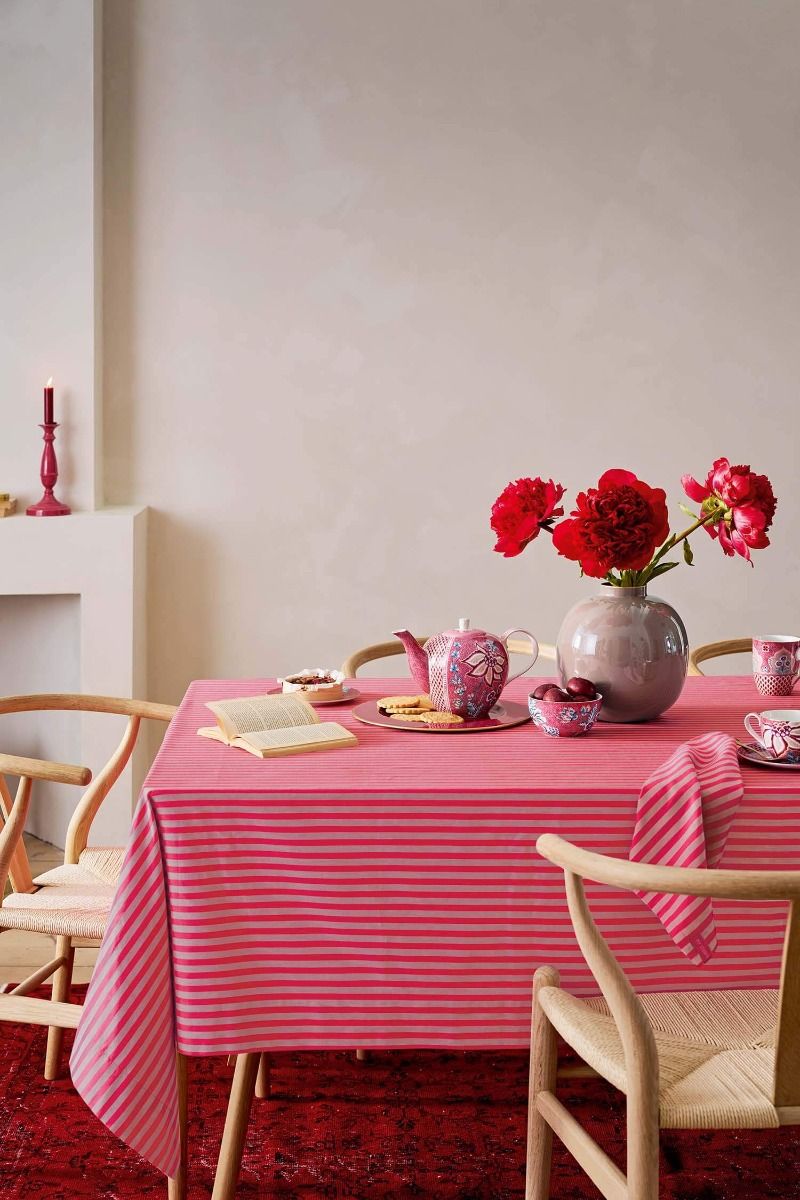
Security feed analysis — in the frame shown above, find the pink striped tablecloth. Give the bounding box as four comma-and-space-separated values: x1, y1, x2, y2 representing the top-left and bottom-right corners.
71, 676, 800, 1175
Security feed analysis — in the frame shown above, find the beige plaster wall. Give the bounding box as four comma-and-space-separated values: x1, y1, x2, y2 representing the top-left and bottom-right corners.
0, 0, 101, 511
103, 0, 800, 703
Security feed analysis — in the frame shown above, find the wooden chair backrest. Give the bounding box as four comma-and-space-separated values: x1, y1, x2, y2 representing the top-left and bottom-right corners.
0, 776, 34, 897
341, 638, 556, 678
0, 694, 176, 894
537, 834, 800, 1111
688, 638, 752, 676
341, 638, 429, 678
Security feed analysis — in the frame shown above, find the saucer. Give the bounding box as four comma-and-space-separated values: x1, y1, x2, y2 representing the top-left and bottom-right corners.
266, 686, 361, 706
737, 740, 800, 770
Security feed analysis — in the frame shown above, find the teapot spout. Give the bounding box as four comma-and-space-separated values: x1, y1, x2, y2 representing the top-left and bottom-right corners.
393, 630, 430, 694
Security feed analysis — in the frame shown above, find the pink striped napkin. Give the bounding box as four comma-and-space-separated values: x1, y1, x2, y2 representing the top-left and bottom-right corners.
630, 731, 743, 965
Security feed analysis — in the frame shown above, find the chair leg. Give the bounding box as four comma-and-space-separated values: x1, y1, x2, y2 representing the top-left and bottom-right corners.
167, 1052, 189, 1200
44, 936, 75, 1080
254, 1052, 270, 1099
626, 1062, 661, 1199
211, 1052, 260, 1200
525, 966, 560, 1200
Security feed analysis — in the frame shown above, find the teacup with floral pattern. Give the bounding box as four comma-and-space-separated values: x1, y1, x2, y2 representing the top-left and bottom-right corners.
744, 709, 800, 762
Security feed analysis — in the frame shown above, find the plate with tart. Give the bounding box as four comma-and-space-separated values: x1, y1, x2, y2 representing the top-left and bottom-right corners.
271, 669, 360, 706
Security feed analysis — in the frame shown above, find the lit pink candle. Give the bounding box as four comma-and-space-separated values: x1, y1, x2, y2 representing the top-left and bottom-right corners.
44, 377, 54, 424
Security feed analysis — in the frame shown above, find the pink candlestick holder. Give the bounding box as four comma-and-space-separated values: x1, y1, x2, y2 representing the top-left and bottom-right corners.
26, 422, 71, 516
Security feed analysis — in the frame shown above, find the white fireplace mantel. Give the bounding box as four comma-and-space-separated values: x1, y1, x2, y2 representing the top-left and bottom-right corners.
0, 507, 148, 844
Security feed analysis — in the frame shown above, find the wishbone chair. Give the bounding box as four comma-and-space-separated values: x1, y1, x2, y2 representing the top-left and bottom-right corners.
527, 833, 800, 1200
0, 694, 176, 1080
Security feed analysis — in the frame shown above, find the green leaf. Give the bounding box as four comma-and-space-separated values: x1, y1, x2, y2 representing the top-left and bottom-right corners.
679, 502, 698, 520
638, 559, 679, 584
647, 560, 679, 579
683, 540, 694, 566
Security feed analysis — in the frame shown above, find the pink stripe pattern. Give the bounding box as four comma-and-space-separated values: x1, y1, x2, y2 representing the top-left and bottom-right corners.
630, 732, 743, 964
69, 678, 800, 1177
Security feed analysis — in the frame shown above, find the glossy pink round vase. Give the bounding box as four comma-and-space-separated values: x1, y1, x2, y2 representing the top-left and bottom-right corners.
556, 585, 688, 723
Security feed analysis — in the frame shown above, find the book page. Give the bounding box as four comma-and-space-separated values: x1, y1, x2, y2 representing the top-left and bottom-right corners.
207, 693, 319, 740
197, 726, 229, 746
236, 722, 356, 754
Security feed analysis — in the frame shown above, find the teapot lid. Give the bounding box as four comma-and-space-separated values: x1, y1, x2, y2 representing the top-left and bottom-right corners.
446, 617, 488, 637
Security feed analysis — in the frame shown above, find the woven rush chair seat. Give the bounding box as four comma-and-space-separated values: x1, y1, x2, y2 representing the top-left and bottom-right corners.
1, 881, 113, 940
540, 986, 779, 1128
31, 845, 126, 888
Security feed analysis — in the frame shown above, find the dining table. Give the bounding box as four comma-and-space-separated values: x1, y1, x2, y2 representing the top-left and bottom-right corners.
69, 675, 800, 1183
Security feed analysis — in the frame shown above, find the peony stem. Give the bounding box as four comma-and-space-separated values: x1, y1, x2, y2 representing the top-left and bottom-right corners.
668, 512, 717, 549
647, 510, 718, 569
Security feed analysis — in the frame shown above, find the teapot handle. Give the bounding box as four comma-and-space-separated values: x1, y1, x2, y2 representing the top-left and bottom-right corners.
501, 629, 539, 685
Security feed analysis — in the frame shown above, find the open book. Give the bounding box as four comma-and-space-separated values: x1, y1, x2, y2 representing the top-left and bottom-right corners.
198, 693, 357, 758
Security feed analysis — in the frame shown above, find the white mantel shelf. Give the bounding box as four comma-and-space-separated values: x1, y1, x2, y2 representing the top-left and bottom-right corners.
0, 506, 145, 584
0, 506, 148, 843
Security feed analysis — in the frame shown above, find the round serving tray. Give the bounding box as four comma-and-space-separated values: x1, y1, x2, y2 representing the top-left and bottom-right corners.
352, 699, 531, 733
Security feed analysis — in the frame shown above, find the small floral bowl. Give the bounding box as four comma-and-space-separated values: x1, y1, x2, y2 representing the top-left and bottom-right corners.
528, 692, 603, 738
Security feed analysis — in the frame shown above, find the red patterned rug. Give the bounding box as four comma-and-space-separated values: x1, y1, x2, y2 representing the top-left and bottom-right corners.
2, 990, 800, 1198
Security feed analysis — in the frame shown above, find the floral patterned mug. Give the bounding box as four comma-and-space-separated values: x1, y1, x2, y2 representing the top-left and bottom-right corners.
743, 709, 800, 762
752, 635, 800, 698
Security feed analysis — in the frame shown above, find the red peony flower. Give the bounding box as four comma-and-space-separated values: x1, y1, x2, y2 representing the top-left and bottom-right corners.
491, 477, 566, 558
682, 458, 777, 562
552, 469, 670, 578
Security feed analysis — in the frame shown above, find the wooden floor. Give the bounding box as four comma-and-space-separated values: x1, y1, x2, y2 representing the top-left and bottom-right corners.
0, 834, 99, 986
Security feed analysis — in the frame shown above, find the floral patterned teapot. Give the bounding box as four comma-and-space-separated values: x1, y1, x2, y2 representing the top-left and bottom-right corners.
393, 619, 539, 719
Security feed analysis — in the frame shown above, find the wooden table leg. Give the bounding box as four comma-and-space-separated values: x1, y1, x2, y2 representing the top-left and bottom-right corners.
254, 1052, 270, 1099
211, 1052, 260, 1200
167, 1052, 189, 1200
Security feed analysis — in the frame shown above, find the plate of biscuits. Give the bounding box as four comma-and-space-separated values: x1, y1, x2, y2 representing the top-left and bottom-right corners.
352, 694, 531, 733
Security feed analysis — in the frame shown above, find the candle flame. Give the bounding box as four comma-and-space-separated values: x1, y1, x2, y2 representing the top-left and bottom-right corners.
46, 377, 53, 387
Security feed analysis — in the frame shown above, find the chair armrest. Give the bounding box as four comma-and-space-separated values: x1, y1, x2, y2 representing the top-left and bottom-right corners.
537, 833, 800, 900
129, 700, 178, 723
0, 694, 177, 723
0, 753, 92, 787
